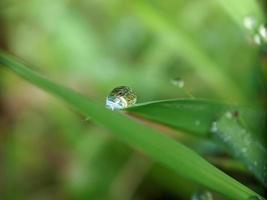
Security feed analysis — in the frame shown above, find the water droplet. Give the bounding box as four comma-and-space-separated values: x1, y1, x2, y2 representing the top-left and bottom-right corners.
192, 191, 213, 200
243, 15, 256, 30
253, 34, 262, 45
83, 117, 91, 122
225, 111, 233, 119
210, 121, 218, 133
171, 77, 184, 88
259, 24, 267, 42
106, 86, 137, 110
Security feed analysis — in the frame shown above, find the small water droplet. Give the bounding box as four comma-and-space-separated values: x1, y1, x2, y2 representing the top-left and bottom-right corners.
192, 191, 213, 200
210, 121, 218, 133
259, 24, 267, 42
106, 86, 137, 110
243, 15, 256, 30
225, 111, 233, 119
253, 34, 262, 45
83, 117, 91, 122
171, 77, 184, 88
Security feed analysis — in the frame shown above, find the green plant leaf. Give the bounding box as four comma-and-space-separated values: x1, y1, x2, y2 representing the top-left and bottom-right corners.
0, 52, 264, 200
127, 99, 265, 137
127, 99, 227, 137
216, 0, 264, 33
127, 99, 267, 186
213, 111, 267, 187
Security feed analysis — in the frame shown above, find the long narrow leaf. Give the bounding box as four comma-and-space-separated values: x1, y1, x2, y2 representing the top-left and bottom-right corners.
213, 112, 267, 187
216, 0, 264, 33
127, 99, 227, 137
0, 52, 264, 200
127, 100, 267, 186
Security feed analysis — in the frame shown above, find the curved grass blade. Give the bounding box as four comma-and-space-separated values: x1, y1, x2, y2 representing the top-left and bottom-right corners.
0, 52, 264, 200
127, 100, 267, 186
212, 112, 267, 187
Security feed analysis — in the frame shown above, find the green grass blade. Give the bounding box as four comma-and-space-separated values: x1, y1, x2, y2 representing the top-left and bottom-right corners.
127, 99, 227, 137
213, 112, 267, 187
127, 99, 267, 186
216, 0, 264, 33
127, 99, 265, 137
0, 52, 264, 200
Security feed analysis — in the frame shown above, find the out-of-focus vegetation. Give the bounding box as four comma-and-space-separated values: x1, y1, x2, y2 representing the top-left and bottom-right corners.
0, 0, 267, 200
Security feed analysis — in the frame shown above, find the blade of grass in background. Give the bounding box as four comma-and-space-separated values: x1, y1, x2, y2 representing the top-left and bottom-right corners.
216, 0, 264, 33
132, 1, 244, 103
213, 112, 267, 187
127, 100, 266, 137
0, 51, 265, 200
127, 99, 267, 186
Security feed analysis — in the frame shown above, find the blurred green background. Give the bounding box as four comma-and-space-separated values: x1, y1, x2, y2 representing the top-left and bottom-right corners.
0, 0, 266, 199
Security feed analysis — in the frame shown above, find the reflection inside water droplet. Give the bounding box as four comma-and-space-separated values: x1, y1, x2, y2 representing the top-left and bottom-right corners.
171, 77, 184, 88
106, 86, 137, 110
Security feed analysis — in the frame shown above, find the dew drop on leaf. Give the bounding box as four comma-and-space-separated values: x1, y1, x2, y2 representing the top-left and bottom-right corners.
243, 15, 256, 30
225, 111, 233, 119
253, 24, 267, 46
106, 86, 137, 110
253, 34, 262, 45
258, 24, 267, 42
192, 191, 213, 200
171, 77, 184, 88
210, 121, 218, 133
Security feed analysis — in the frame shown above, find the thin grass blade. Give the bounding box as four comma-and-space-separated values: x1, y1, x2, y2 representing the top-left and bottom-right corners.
0, 52, 264, 200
